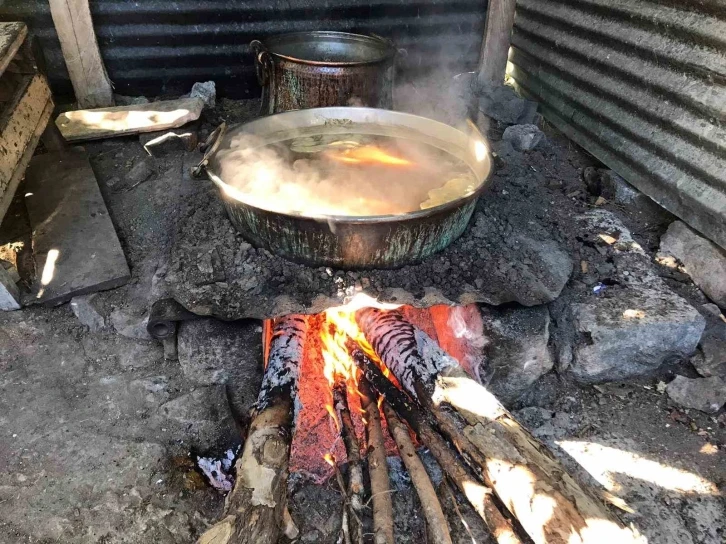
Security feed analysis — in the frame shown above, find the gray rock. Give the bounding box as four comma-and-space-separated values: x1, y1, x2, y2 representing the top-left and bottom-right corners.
110, 308, 153, 340
190, 81, 216, 108
126, 157, 155, 187
666, 375, 726, 414
70, 293, 105, 331
692, 304, 726, 378
660, 221, 726, 309
513, 407, 577, 439
566, 286, 705, 383
128, 375, 170, 406
502, 124, 544, 151
482, 305, 554, 404
477, 82, 538, 125
159, 386, 232, 433
177, 318, 261, 386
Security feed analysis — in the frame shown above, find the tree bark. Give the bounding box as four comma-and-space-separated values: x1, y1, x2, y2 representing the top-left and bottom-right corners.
197, 315, 308, 544
356, 308, 641, 544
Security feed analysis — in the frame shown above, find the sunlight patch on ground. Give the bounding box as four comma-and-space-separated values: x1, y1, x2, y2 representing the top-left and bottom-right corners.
557, 440, 719, 495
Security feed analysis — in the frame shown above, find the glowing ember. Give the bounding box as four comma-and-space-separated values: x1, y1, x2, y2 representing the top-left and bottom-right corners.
323, 453, 336, 467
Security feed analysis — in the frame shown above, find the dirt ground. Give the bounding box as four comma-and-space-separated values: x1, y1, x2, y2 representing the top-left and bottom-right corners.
0, 98, 724, 543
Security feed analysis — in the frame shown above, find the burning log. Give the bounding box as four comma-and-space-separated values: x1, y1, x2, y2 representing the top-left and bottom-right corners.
349, 342, 519, 544
197, 315, 308, 544
358, 376, 395, 544
332, 376, 365, 544
356, 308, 641, 544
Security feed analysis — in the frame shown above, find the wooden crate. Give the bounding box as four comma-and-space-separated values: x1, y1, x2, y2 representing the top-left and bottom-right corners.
0, 22, 54, 226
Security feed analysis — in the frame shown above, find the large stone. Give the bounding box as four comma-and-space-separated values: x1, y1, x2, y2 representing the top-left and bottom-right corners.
481, 305, 553, 403
666, 375, 726, 414
692, 304, 726, 379
477, 82, 538, 125
70, 293, 105, 331
566, 285, 704, 383
660, 221, 726, 309
158, 386, 235, 446
110, 307, 152, 340
177, 318, 262, 414
190, 81, 216, 108
502, 124, 544, 151
555, 210, 706, 382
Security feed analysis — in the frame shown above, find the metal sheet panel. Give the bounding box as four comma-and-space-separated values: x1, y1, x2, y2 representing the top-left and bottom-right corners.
0, 0, 486, 100
508, 0, 726, 250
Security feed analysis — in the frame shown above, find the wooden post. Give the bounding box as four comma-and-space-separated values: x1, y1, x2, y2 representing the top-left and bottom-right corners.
477, 0, 518, 88
48, 0, 114, 108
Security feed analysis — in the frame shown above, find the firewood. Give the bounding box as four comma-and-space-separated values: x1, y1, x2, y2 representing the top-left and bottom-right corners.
356, 308, 642, 544
381, 401, 453, 544
349, 343, 519, 544
333, 377, 365, 544
197, 315, 308, 544
358, 376, 395, 544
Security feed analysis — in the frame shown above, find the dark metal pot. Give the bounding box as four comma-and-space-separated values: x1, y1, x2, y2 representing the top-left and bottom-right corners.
251, 32, 396, 114
197, 107, 492, 269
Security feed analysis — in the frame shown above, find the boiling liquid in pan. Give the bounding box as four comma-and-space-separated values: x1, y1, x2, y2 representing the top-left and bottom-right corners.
215, 131, 480, 217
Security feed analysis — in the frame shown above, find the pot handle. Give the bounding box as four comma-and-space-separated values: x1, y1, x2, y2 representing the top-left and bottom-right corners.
191, 122, 227, 179
250, 40, 276, 115
250, 40, 272, 86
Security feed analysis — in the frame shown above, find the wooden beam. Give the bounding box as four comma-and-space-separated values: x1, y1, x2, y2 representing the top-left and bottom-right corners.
0, 79, 53, 226
477, 0, 517, 87
48, 0, 114, 108
0, 23, 28, 78
55, 97, 205, 142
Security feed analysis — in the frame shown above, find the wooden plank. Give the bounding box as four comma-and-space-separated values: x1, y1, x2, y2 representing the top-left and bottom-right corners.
0, 22, 27, 78
0, 93, 53, 226
48, 0, 113, 108
477, 0, 517, 87
0, 74, 52, 194
24, 147, 130, 305
55, 97, 206, 142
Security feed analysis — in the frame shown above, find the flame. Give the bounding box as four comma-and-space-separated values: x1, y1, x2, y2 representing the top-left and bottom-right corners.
323, 453, 336, 467
321, 302, 380, 386
324, 144, 414, 167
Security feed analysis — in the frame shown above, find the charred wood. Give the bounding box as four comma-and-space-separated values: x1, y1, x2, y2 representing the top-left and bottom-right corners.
197, 315, 308, 544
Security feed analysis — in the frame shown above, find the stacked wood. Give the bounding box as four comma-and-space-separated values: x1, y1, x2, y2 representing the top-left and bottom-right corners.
197, 315, 308, 544
332, 376, 365, 543
358, 377, 395, 544
348, 342, 518, 544
356, 308, 642, 544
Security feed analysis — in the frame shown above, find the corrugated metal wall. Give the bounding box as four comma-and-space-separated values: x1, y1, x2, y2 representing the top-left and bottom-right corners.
0, 0, 487, 100
508, 0, 726, 250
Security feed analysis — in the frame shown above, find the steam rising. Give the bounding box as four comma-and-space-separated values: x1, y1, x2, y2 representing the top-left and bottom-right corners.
214, 130, 479, 217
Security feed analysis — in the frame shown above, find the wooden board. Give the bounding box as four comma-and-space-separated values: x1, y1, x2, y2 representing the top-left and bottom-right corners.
24, 147, 130, 305
48, 0, 113, 108
0, 22, 27, 78
0, 76, 53, 225
55, 97, 206, 142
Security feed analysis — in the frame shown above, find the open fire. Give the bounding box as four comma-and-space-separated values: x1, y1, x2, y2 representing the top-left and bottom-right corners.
198, 297, 643, 544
